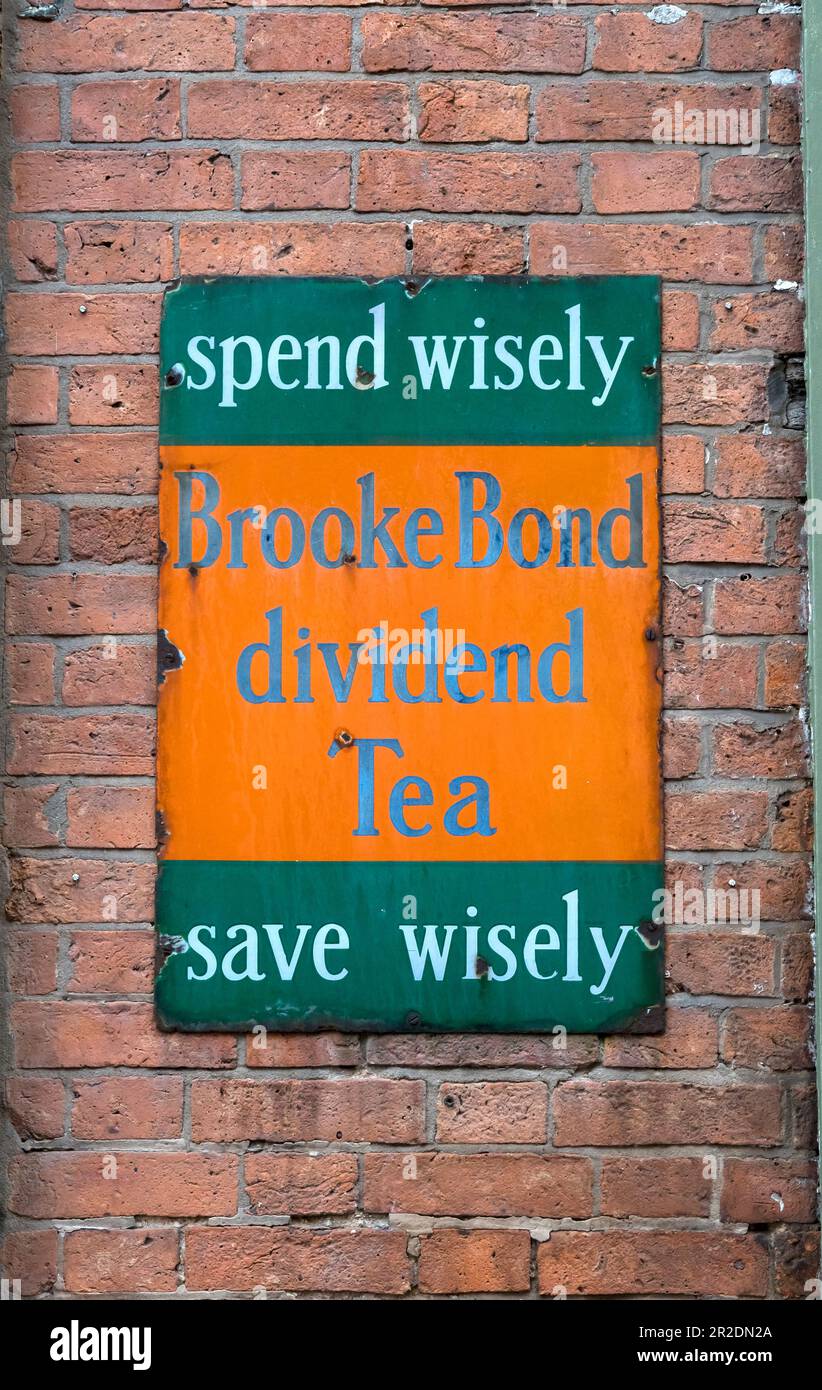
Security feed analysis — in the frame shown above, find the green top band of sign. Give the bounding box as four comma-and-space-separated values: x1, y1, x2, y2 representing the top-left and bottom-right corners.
159, 276, 660, 448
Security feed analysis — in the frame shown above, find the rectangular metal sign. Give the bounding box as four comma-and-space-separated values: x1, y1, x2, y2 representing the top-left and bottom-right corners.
156, 276, 663, 1033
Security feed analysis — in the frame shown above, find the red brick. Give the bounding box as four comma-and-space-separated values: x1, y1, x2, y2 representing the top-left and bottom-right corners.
191, 1078, 425, 1143
663, 577, 704, 636
186, 1226, 409, 1295
13, 151, 233, 212
765, 223, 803, 281
663, 435, 704, 493
712, 718, 808, 779
662, 291, 700, 352
538, 1232, 766, 1298
412, 223, 525, 276
72, 1076, 184, 1139
16, 14, 236, 73
3, 784, 60, 849
664, 501, 766, 564
553, 1080, 781, 1147
65, 221, 174, 284
10, 83, 60, 142
244, 13, 351, 71
0, 1229, 57, 1298
6, 931, 58, 995
66, 785, 155, 849
64, 1228, 179, 1295
188, 81, 409, 141
713, 436, 804, 499
772, 786, 813, 853
12, 499, 61, 564
601, 1157, 711, 1219
6, 292, 160, 356
68, 929, 155, 992
419, 1229, 530, 1295
362, 13, 586, 74
246, 1032, 361, 1068
663, 716, 701, 779
179, 221, 405, 277
664, 640, 759, 711
357, 150, 580, 214
8, 713, 154, 775
537, 81, 760, 143
245, 1153, 358, 1215
436, 1081, 546, 1143
709, 155, 802, 213
69, 364, 158, 425
10, 433, 158, 494
241, 152, 350, 211
714, 575, 806, 635
69, 503, 158, 564
7, 638, 57, 705
781, 932, 814, 1003
666, 931, 775, 999
710, 290, 804, 353
9, 1151, 237, 1218
12, 1000, 236, 1069
592, 151, 700, 213
769, 84, 801, 145
62, 642, 156, 708
663, 363, 769, 427
708, 15, 801, 72
5, 1077, 65, 1140
764, 640, 805, 708
531, 222, 753, 283
722, 1158, 816, 1224
6, 856, 154, 923
594, 12, 703, 72
722, 1006, 812, 1072
365, 1033, 598, 1069
710, 860, 810, 921
71, 79, 181, 142
7, 364, 58, 424
773, 1230, 821, 1299
7, 221, 58, 282
603, 1008, 717, 1069
364, 1152, 593, 1219
665, 790, 768, 852
418, 81, 529, 143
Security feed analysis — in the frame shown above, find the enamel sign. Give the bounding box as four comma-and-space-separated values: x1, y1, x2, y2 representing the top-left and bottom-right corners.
155, 276, 663, 1033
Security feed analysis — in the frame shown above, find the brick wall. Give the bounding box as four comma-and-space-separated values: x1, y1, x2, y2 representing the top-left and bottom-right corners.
1, 1, 818, 1300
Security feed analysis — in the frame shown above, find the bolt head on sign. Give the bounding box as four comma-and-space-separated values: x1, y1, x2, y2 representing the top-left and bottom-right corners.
155, 276, 663, 1033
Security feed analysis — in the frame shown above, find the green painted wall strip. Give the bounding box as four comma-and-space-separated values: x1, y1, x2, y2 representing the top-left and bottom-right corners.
801, 6, 822, 1217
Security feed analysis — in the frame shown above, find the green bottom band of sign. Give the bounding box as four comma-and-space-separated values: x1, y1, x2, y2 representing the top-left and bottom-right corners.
155, 860, 664, 1033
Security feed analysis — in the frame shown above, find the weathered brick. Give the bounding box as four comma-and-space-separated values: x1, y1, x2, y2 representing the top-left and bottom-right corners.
9, 1152, 237, 1218
64, 1228, 179, 1295
531, 223, 753, 283
65, 221, 174, 284
362, 14, 586, 74
67, 929, 155, 993
666, 931, 775, 999
712, 718, 808, 780
16, 14, 236, 73
721, 1158, 816, 1224
7, 220, 58, 282
191, 1078, 425, 1143
436, 1081, 547, 1143
358, 150, 580, 214
364, 1152, 593, 1219
244, 13, 351, 71
603, 1008, 718, 1069
663, 363, 769, 427
179, 222, 405, 277
664, 501, 766, 564
69, 364, 158, 425
664, 640, 759, 711
537, 81, 760, 143
722, 1006, 812, 1072
7, 713, 154, 774
7, 930, 59, 995
71, 1076, 184, 1139
708, 15, 801, 73
241, 152, 351, 211
418, 81, 529, 143
713, 575, 806, 635
553, 1080, 781, 1147
419, 1229, 530, 1295
12, 1001, 236, 1069
594, 12, 703, 72
185, 1226, 409, 1294
538, 1232, 767, 1298
13, 151, 233, 213
592, 151, 700, 213
366, 1033, 598, 1069
188, 81, 409, 141
10, 433, 158, 495
6, 292, 160, 356
0, 1229, 57, 1298
710, 291, 804, 353
713, 436, 804, 499
62, 643, 156, 708
6, 855, 154, 922
7, 364, 58, 424
245, 1153, 358, 1215
600, 1157, 712, 1219
3, 784, 60, 848
412, 223, 525, 276
71, 79, 181, 142
6, 642, 56, 704
66, 785, 155, 849
9, 83, 60, 142
5, 1076, 65, 1140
